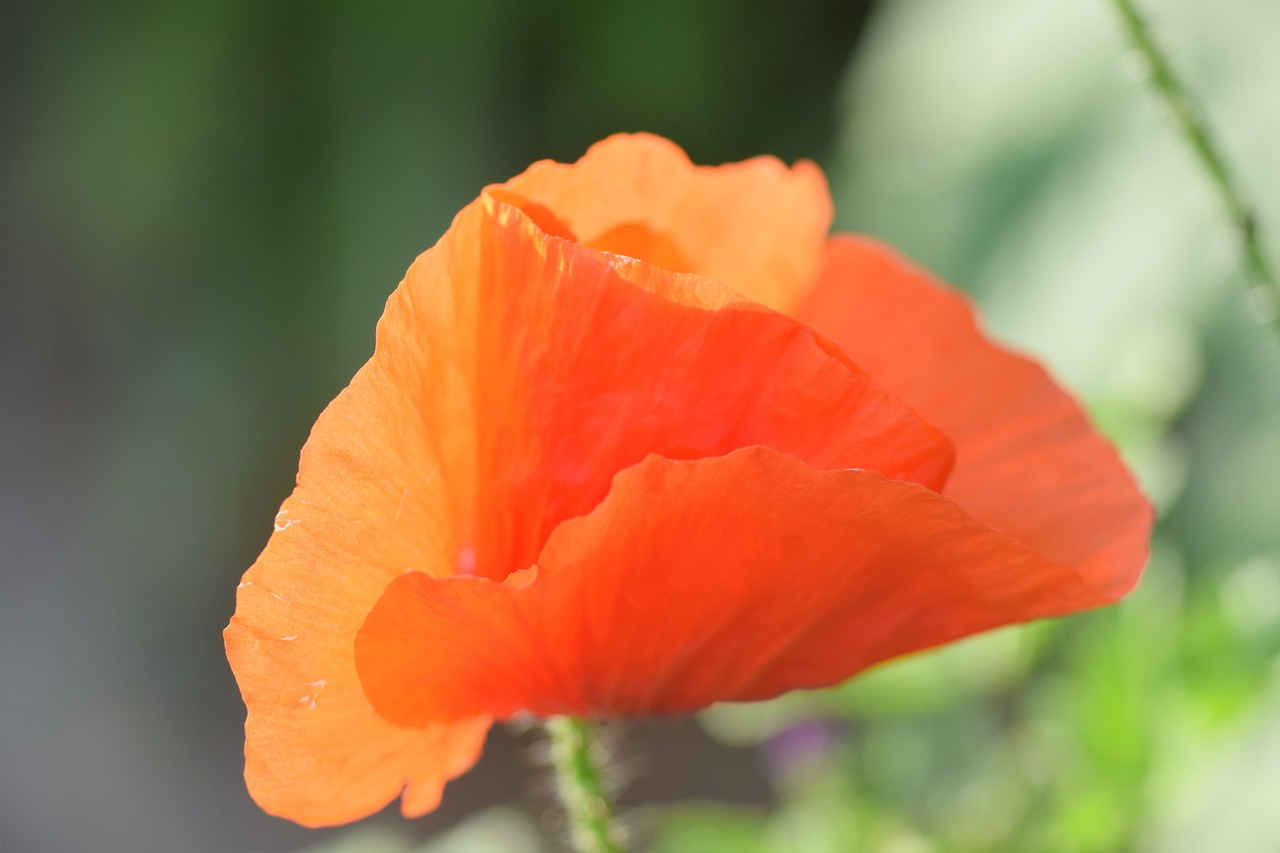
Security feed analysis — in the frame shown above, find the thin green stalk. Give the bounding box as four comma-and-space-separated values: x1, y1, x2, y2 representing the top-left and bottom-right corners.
1111, 0, 1278, 324
546, 717, 626, 853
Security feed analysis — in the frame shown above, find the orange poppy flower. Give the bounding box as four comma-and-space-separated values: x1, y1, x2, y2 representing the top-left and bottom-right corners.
225, 133, 1151, 826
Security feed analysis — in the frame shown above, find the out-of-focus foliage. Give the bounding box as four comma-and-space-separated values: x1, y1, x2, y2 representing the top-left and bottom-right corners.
654, 0, 1280, 851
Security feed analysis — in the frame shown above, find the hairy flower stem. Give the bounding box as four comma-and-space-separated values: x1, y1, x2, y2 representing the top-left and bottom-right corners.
1110, 0, 1278, 325
546, 716, 626, 853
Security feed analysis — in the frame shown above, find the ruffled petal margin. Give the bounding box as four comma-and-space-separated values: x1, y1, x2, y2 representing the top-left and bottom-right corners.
501, 133, 833, 313
795, 237, 1152, 600
356, 447, 1108, 726
443, 195, 953, 579
223, 363, 490, 826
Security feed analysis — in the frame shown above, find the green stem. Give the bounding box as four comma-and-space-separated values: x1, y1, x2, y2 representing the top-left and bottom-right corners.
1110, 0, 1278, 324
546, 716, 626, 853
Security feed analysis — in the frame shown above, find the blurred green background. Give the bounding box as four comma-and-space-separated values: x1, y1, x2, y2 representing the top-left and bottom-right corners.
2, 1, 1277, 852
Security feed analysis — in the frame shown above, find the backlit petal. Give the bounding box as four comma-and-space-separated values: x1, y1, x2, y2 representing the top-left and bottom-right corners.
355, 448, 1095, 725
459, 194, 954, 580
500, 133, 832, 312
795, 236, 1152, 600
224, 355, 490, 826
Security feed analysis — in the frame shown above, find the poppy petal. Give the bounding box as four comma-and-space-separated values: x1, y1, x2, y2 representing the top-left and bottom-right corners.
794, 237, 1152, 601
500, 133, 832, 312
459, 194, 954, 579
224, 361, 491, 826
355, 447, 1096, 726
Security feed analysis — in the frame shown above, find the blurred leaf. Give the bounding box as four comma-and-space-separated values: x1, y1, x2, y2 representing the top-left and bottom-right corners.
653, 806, 769, 853
831, 626, 1041, 719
